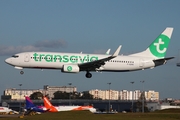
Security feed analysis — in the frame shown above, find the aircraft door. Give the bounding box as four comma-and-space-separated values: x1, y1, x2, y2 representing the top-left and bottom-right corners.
24, 53, 30, 62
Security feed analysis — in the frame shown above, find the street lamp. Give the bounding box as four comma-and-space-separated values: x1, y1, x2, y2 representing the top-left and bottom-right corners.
107, 82, 111, 113
140, 81, 145, 113
19, 84, 22, 114
68, 83, 72, 105
130, 82, 134, 112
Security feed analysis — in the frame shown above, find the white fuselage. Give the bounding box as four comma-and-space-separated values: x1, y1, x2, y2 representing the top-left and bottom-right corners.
53, 105, 96, 113
55, 106, 80, 111
5, 52, 155, 72
0, 107, 13, 113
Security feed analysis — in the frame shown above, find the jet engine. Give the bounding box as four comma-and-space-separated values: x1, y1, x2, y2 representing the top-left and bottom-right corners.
62, 64, 80, 73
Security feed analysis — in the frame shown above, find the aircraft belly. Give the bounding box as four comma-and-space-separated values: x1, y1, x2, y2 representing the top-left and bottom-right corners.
104, 63, 139, 71
29, 61, 62, 69
144, 60, 155, 68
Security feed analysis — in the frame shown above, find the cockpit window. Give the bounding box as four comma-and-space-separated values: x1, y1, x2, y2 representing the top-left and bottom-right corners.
12, 55, 19, 58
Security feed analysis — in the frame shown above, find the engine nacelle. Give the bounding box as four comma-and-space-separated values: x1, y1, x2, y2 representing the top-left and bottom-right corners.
62, 64, 80, 73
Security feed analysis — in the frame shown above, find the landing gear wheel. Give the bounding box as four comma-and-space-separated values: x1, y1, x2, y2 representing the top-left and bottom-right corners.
85, 72, 92, 78
20, 71, 24, 75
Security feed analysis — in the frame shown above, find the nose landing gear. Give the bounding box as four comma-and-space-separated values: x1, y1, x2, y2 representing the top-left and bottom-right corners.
20, 71, 24, 75
85, 72, 92, 78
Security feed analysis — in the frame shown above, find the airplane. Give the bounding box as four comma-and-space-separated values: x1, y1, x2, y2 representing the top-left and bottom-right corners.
43, 96, 96, 113
0, 107, 14, 114
5, 27, 174, 78
24, 96, 48, 115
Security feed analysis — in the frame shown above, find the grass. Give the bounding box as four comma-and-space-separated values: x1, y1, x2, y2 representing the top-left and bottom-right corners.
1, 109, 180, 120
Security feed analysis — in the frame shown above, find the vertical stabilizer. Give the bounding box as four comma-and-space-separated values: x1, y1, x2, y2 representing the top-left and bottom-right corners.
25, 96, 35, 108
43, 97, 58, 112
129, 27, 173, 59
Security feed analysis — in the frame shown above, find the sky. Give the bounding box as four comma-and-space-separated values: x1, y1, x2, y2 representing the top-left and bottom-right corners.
0, 0, 180, 99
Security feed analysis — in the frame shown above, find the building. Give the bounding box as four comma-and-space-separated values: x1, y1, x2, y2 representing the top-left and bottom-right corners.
89, 89, 159, 101
44, 85, 77, 99
103, 90, 119, 100
134, 90, 141, 100
3, 86, 159, 101
119, 90, 142, 100
4, 88, 45, 100
3, 85, 77, 100
119, 90, 129, 100
145, 90, 159, 101
89, 89, 119, 100
89, 89, 104, 99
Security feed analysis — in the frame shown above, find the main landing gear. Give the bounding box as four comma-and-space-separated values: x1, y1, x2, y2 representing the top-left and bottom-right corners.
85, 71, 92, 78
20, 71, 24, 75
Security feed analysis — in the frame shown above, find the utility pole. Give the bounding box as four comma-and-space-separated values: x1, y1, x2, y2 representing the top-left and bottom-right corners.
130, 82, 134, 112
107, 82, 111, 113
19, 84, 22, 114
68, 83, 72, 105
140, 81, 145, 113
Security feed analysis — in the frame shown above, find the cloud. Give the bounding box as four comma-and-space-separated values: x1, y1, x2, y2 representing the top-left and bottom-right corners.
0, 40, 68, 56
34, 40, 67, 48
0, 45, 42, 56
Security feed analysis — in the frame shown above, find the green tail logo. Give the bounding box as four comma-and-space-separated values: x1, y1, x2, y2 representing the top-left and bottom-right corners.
149, 34, 170, 58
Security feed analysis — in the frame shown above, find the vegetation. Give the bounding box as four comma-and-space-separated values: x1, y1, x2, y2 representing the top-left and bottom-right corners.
135, 92, 149, 112
1, 109, 180, 120
79, 91, 93, 99
53, 91, 93, 99
29, 92, 43, 100
28, 91, 93, 100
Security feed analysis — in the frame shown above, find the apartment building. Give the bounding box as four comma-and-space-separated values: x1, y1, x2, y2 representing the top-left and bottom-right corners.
3, 85, 77, 100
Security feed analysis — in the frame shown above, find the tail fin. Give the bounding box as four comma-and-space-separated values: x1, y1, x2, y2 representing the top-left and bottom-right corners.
129, 27, 173, 59
43, 97, 58, 112
43, 97, 53, 108
25, 96, 35, 109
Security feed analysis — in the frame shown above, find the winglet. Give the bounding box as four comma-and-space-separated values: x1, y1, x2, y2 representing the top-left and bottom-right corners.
112, 45, 121, 57
106, 49, 111, 55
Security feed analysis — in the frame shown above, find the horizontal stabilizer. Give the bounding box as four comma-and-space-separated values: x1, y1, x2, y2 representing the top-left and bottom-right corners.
153, 57, 174, 66
154, 57, 174, 61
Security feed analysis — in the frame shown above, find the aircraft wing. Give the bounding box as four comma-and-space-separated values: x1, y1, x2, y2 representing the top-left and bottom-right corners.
79, 45, 121, 71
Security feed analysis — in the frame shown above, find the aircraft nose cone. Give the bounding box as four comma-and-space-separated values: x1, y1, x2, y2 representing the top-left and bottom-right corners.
5, 58, 11, 64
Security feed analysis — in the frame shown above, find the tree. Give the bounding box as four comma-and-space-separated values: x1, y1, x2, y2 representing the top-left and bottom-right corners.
79, 91, 93, 99
53, 91, 69, 99
71, 92, 81, 99
53, 91, 81, 99
135, 92, 149, 112
30, 92, 43, 100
